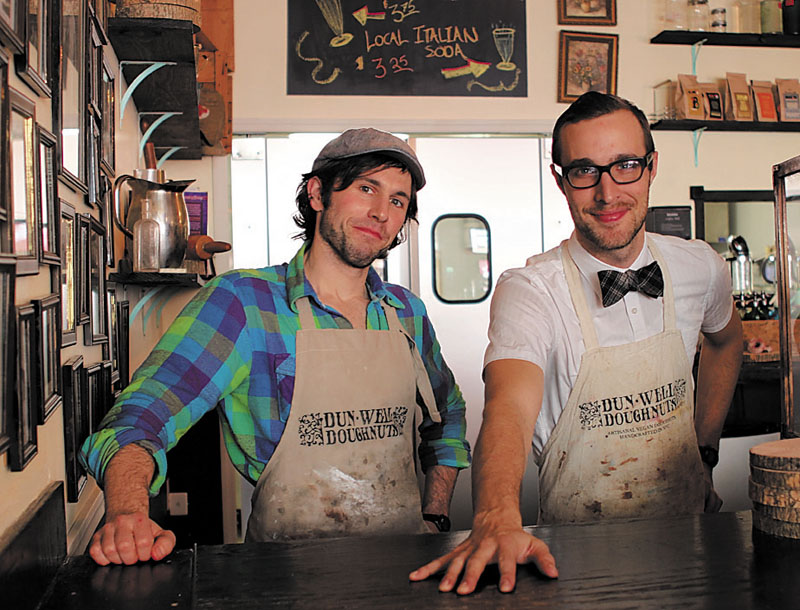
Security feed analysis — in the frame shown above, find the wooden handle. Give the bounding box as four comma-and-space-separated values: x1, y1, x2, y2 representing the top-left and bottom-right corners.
144, 142, 158, 169
186, 235, 232, 260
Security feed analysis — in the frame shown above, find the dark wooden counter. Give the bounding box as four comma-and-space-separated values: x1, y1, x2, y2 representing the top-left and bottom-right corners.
39, 511, 800, 609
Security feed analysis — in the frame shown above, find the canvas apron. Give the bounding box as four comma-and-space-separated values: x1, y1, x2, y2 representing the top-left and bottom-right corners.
537, 243, 706, 524
246, 296, 439, 541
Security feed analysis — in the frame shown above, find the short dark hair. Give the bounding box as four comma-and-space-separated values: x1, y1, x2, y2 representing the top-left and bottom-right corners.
551, 92, 655, 166
293, 153, 419, 248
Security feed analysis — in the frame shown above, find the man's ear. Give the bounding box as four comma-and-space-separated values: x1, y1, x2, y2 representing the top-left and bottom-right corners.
308, 177, 324, 212
648, 151, 659, 184
551, 163, 566, 195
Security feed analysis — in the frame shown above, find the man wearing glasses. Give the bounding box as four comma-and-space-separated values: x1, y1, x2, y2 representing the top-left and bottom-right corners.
411, 92, 743, 594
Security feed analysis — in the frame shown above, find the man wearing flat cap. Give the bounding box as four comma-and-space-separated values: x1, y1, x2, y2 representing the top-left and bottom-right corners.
81, 129, 471, 565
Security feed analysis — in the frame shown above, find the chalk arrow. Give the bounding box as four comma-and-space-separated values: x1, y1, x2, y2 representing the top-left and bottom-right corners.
441, 58, 491, 80
353, 5, 386, 26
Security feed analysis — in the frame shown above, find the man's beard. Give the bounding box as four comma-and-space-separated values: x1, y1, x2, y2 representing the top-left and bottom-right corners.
318, 208, 391, 269
575, 210, 647, 252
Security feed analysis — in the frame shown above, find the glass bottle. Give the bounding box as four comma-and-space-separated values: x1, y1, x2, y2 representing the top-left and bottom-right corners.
665, 0, 689, 28
761, 0, 783, 32
133, 198, 161, 273
711, 7, 728, 29
688, 0, 711, 30
724, 0, 742, 32
784, 0, 800, 34
739, 0, 762, 31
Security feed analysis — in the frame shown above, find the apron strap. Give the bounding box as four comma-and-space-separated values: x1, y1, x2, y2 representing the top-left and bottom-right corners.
561, 245, 600, 350
296, 296, 316, 330
382, 302, 442, 424
646, 240, 677, 331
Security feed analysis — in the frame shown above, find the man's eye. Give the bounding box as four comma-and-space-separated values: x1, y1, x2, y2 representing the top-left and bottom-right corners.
616, 159, 642, 171
572, 166, 598, 176
360, 184, 373, 193
391, 198, 406, 208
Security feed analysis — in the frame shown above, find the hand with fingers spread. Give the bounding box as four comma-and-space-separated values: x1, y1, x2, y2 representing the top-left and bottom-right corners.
409, 507, 558, 595
89, 512, 176, 566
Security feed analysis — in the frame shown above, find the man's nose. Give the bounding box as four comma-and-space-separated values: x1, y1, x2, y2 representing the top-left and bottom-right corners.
369, 198, 389, 221
595, 170, 623, 203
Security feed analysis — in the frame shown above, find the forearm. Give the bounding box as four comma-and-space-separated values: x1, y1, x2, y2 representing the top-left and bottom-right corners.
421, 465, 459, 515
103, 444, 156, 520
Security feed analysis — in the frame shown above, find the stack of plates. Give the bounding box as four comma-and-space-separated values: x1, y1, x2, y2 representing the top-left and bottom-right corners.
750, 438, 800, 539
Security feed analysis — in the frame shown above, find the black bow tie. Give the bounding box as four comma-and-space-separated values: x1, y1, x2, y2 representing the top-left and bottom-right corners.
597, 261, 664, 308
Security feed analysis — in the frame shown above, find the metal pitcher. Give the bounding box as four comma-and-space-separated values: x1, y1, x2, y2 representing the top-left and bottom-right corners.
114, 169, 194, 269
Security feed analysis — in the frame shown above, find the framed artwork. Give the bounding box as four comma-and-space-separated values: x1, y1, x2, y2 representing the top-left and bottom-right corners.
0, 48, 10, 254
87, 112, 100, 207
9, 303, 39, 471
100, 54, 114, 175
100, 172, 114, 267
57, 0, 86, 193
62, 355, 87, 502
75, 212, 90, 325
87, 19, 101, 118
60, 199, 76, 346
0, 0, 24, 54
15, 0, 55, 97
88, 0, 105, 43
557, 30, 618, 104
9, 87, 39, 276
33, 293, 61, 423
0, 256, 16, 457
85, 361, 102, 432
37, 125, 59, 265
106, 284, 119, 385
84, 214, 107, 345
557, 0, 617, 26
117, 299, 129, 389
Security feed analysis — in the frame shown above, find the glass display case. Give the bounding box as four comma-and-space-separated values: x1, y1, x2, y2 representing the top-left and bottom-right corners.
773, 154, 800, 438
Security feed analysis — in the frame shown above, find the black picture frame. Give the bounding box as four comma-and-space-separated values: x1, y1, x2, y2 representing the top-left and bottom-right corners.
0, 48, 10, 254
100, 171, 114, 267
117, 298, 129, 389
33, 292, 61, 423
557, 30, 618, 104
57, 0, 86, 193
59, 199, 76, 346
106, 283, 119, 384
15, 0, 55, 97
62, 354, 87, 502
87, 111, 100, 207
9, 87, 39, 276
84, 214, 107, 345
85, 360, 102, 433
9, 302, 39, 471
557, 0, 617, 26
36, 124, 59, 264
0, 0, 24, 54
87, 18, 100, 118
99, 53, 114, 175
75, 211, 90, 325
0, 256, 16, 457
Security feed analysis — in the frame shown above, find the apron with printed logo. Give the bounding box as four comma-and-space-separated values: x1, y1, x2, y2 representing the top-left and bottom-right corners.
246, 296, 439, 541
537, 243, 706, 524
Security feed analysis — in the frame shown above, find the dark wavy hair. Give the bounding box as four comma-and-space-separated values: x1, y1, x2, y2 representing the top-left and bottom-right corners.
293, 153, 419, 249
551, 92, 655, 166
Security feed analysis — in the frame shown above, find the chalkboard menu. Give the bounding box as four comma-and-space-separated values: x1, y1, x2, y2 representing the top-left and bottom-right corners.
287, 0, 527, 97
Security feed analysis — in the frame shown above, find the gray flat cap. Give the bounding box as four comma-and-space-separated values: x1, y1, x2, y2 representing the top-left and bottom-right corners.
312, 128, 426, 189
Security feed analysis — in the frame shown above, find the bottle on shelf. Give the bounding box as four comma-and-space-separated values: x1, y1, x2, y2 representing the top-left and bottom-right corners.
665, 0, 689, 28
725, 0, 742, 32
711, 6, 728, 29
739, 0, 763, 31
761, 0, 783, 32
688, 0, 712, 30
783, 0, 800, 33
133, 198, 161, 273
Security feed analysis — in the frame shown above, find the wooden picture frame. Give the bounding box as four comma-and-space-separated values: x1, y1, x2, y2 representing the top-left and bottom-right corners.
85, 361, 102, 433
15, 0, 55, 97
100, 53, 114, 175
37, 125, 59, 265
57, 0, 86, 193
84, 214, 107, 345
59, 199, 76, 346
557, 31, 618, 104
33, 292, 61, 424
62, 355, 87, 502
9, 302, 39, 471
100, 172, 114, 267
87, 19, 101, 118
75, 212, 90, 325
0, 256, 16, 457
557, 0, 617, 26
0, 0, 24, 54
106, 284, 119, 385
117, 298, 129, 389
9, 87, 39, 276
87, 112, 100, 207
0, 48, 10, 254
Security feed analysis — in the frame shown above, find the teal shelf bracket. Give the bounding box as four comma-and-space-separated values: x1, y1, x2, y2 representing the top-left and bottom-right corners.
157, 146, 186, 168
690, 38, 706, 75
129, 286, 182, 336
691, 127, 707, 167
119, 61, 177, 121
138, 112, 182, 161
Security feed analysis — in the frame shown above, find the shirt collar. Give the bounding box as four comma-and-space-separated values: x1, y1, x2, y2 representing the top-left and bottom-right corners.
566, 232, 654, 297
287, 242, 404, 312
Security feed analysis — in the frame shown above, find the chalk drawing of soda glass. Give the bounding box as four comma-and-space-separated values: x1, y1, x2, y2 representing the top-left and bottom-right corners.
492, 27, 516, 71
315, 0, 353, 47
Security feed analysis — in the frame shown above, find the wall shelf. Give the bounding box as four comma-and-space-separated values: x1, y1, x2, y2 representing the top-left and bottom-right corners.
651, 30, 800, 48
109, 271, 205, 288
651, 119, 800, 132
107, 18, 203, 160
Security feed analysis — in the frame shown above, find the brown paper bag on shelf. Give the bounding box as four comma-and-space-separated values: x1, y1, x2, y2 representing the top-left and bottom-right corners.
776, 78, 800, 122
675, 74, 705, 120
698, 81, 724, 120
751, 80, 778, 122
726, 72, 754, 121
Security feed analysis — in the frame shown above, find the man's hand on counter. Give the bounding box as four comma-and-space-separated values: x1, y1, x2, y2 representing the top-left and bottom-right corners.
89, 512, 176, 566
408, 507, 558, 595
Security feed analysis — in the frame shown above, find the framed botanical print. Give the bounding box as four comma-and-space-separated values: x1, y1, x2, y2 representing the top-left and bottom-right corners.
9, 302, 39, 471
557, 0, 617, 26
557, 30, 618, 104
37, 125, 59, 265
60, 199, 76, 346
100, 53, 114, 175
117, 298, 129, 389
15, 0, 55, 97
33, 292, 61, 423
84, 214, 107, 345
0, 256, 16, 457
62, 355, 87, 502
76, 212, 90, 325
9, 87, 39, 275
0, 48, 10, 254
57, 0, 86, 193
0, 0, 24, 54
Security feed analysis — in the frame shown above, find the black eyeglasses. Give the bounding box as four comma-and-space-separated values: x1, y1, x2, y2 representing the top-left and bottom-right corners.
556, 152, 655, 189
